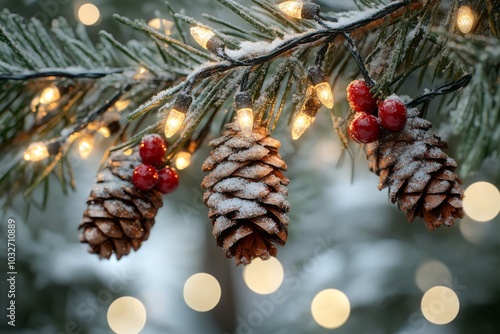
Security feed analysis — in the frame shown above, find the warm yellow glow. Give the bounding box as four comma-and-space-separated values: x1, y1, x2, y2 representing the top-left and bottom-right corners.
78, 135, 94, 159
291, 112, 314, 140
421, 286, 460, 325
314, 82, 334, 109
175, 151, 192, 170
415, 260, 452, 292
148, 18, 174, 35
123, 148, 133, 156
243, 257, 284, 295
24, 142, 49, 161
457, 5, 474, 34
278, 1, 304, 19
133, 67, 148, 79
114, 99, 131, 112
39, 85, 60, 105
77, 3, 100, 26
311, 289, 350, 329
164, 108, 186, 138
463, 181, 500, 222
30, 96, 40, 111
237, 107, 254, 137
190, 26, 216, 49
183, 273, 221, 312
107, 296, 147, 334
98, 126, 111, 138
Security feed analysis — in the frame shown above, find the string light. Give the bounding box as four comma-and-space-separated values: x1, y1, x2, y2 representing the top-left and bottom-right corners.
175, 151, 192, 170
190, 26, 224, 53
97, 126, 111, 138
309, 67, 334, 109
243, 257, 284, 295
77, 3, 101, 26
78, 135, 94, 159
421, 286, 460, 325
278, 1, 320, 20
39, 85, 60, 105
457, 5, 474, 34
183, 273, 221, 312
164, 92, 192, 138
235, 91, 254, 136
107, 296, 147, 334
463, 181, 500, 222
311, 289, 350, 329
23, 142, 49, 161
291, 94, 321, 140
147, 18, 174, 35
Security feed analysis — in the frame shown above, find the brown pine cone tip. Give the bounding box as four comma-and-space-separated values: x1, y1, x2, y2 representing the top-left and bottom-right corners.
201, 122, 290, 266
79, 149, 163, 260
366, 107, 464, 230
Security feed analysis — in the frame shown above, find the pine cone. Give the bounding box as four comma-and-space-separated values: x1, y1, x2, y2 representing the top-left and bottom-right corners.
366, 108, 464, 230
79, 149, 163, 259
201, 122, 290, 265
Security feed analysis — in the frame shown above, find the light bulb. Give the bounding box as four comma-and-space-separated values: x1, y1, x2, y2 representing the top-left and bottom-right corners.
278, 1, 304, 19
39, 85, 60, 105
237, 108, 254, 136
457, 5, 474, 34
148, 18, 174, 35
24, 142, 49, 161
78, 135, 94, 159
291, 112, 314, 140
190, 27, 216, 50
164, 109, 186, 138
314, 82, 334, 109
175, 151, 192, 170
98, 126, 111, 138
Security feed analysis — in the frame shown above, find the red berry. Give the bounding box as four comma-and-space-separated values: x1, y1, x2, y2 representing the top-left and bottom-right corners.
139, 134, 167, 167
132, 164, 158, 191
378, 98, 407, 131
346, 79, 377, 113
155, 167, 179, 194
349, 113, 380, 143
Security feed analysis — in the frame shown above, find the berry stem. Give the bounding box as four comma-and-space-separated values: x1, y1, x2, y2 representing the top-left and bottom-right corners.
342, 32, 375, 88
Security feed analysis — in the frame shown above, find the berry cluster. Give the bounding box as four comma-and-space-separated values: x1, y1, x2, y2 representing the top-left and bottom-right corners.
346, 79, 408, 143
132, 134, 179, 194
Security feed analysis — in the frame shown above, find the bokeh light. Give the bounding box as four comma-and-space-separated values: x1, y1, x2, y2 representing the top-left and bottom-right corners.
183, 273, 221, 312
107, 296, 147, 334
243, 257, 284, 295
77, 3, 101, 26
311, 289, 350, 329
421, 286, 460, 325
148, 18, 174, 35
463, 181, 500, 222
415, 260, 452, 292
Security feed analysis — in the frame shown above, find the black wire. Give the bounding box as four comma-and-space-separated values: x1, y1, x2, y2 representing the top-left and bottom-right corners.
342, 32, 375, 87
406, 74, 472, 108
0, 69, 124, 80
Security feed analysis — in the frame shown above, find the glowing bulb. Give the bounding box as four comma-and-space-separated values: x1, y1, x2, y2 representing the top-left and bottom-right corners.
164, 109, 186, 138
123, 148, 133, 156
98, 126, 111, 138
78, 135, 94, 159
39, 85, 60, 105
463, 182, 500, 222
311, 289, 350, 329
415, 260, 452, 292
24, 142, 49, 161
107, 296, 146, 334
421, 286, 460, 325
291, 112, 314, 140
148, 18, 174, 35
457, 5, 474, 34
243, 257, 284, 295
190, 27, 216, 49
237, 108, 254, 137
314, 82, 334, 109
279, 1, 304, 19
77, 3, 100, 26
183, 273, 221, 312
175, 151, 192, 170
114, 99, 131, 112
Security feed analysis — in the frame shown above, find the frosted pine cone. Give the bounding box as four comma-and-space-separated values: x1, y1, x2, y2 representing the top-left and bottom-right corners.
79, 149, 163, 259
366, 108, 464, 230
201, 122, 290, 265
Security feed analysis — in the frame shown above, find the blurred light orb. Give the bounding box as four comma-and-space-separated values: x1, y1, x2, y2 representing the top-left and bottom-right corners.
148, 18, 174, 35
463, 182, 500, 222
39, 85, 60, 105
457, 5, 474, 34
415, 260, 452, 292
77, 3, 101, 26
183, 273, 221, 312
175, 151, 192, 170
459, 217, 488, 243
243, 257, 284, 295
78, 135, 94, 159
107, 296, 147, 334
421, 286, 459, 325
311, 289, 350, 329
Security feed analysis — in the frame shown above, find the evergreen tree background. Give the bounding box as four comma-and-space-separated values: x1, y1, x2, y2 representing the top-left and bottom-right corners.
0, 0, 499, 333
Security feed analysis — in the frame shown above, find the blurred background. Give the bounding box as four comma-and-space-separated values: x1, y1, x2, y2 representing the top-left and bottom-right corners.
1, 0, 499, 333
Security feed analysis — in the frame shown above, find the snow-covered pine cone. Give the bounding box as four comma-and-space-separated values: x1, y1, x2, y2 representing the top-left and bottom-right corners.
201, 122, 290, 265
79, 149, 163, 259
366, 107, 464, 230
